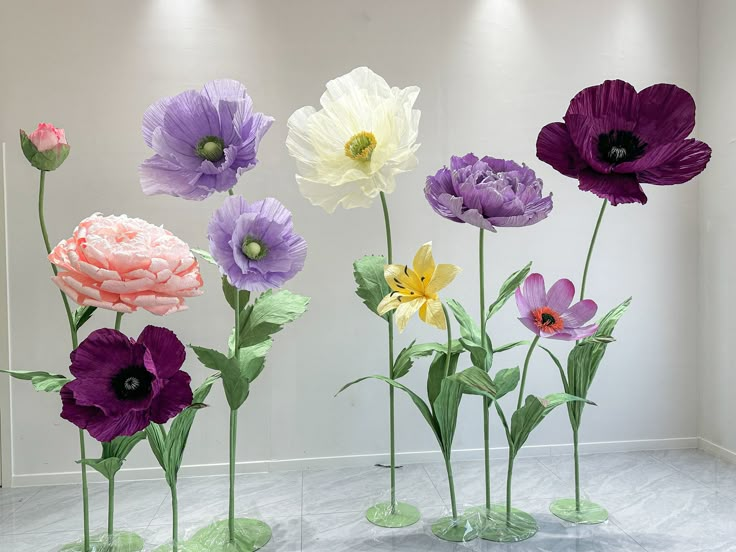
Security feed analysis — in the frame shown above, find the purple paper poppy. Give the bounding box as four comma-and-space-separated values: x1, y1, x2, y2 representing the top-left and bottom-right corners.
60, 326, 193, 442
515, 273, 598, 341
140, 79, 274, 200
536, 80, 711, 206
208, 195, 307, 292
424, 154, 553, 231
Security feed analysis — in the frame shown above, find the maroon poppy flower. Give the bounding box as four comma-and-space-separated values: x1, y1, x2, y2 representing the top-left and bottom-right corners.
536, 80, 711, 205
61, 326, 193, 442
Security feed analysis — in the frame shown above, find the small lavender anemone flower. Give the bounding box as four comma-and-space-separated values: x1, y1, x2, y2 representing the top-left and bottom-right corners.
208, 196, 307, 292
424, 154, 553, 231
140, 79, 274, 200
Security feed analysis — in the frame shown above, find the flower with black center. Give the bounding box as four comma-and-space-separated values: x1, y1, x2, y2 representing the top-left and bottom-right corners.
536, 79, 711, 205
515, 273, 598, 341
60, 326, 193, 442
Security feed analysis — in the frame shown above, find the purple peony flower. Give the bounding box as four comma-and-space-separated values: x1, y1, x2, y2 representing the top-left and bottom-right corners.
60, 326, 193, 442
424, 153, 553, 231
515, 273, 598, 341
140, 79, 274, 200
536, 80, 711, 206
208, 196, 307, 292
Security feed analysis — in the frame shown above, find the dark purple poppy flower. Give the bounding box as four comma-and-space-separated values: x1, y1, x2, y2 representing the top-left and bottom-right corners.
61, 326, 193, 442
140, 79, 274, 200
536, 80, 711, 206
424, 154, 553, 231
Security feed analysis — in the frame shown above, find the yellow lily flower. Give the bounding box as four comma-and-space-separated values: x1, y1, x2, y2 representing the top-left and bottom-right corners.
377, 242, 461, 332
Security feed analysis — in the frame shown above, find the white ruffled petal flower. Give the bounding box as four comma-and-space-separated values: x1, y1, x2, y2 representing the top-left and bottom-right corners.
286, 67, 421, 213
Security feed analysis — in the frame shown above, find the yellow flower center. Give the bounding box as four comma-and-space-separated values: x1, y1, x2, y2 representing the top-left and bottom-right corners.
344, 131, 377, 161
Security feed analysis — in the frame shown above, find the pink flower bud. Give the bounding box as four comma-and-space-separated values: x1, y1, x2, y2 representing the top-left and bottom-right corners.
28, 123, 67, 152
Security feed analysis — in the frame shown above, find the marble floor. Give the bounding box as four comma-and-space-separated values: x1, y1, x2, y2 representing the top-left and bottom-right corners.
1, 448, 736, 551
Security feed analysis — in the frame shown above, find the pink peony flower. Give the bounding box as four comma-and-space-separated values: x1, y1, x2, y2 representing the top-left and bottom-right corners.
28, 123, 67, 152
49, 214, 204, 315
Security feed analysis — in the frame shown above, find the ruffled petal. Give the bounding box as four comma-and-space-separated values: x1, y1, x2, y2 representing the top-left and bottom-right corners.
566, 79, 640, 123
536, 122, 587, 178
578, 169, 647, 206
138, 325, 186, 379
637, 140, 712, 185
522, 273, 546, 311
149, 370, 193, 424
636, 84, 696, 146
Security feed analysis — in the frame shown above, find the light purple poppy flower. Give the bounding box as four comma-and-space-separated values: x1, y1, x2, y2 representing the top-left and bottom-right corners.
515, 273, 598, 341
424, 154, 553, 231
536, 80, 711, 206
140, 79, 274, 200
208, 196, 307, 292
60, 326, 193, 442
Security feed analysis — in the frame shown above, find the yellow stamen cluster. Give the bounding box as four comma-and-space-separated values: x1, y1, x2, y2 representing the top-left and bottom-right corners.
344, 131, 377, 161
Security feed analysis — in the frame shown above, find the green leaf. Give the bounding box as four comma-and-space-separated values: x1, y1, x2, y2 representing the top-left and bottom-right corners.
486, 262, 532, 320
238, 290, 309, 348
539, 345, 568, 393
353, 255, 391, 320
447, 299, 491, 372
510, 393, 587, 454
493, 340, 530, 354
191, 248, 216, 265
221, 276, 250, 312
237, 340, 272, 383
79, 457, 123, 480
448, 366, 498, 402
426, 349, 461, 407
191, 346, 249, 410
432, 377, 464, 458
393, 340, 462, 379
145, 424, 167, 472
73, 306, 97, 330
492, 367, 520, 400
0, 370, 69, 393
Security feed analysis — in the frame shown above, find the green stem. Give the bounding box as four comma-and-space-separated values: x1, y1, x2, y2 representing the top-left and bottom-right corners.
114, 312, 123, 331
516, 336, 540, 411
229, 408, 237, 543
441, 303, 457, 521
580, 199, 607, 301
445, 454, 458, 520
379, 191, 397, 510
79, 430, 90, 551
441, 304, 453, 377
505, 444, 514, 526
574, 427, 581, 511
107, 475, 115, 541
478, 228, 492, 514
228, 188, 234, 196
171, 482, 179, 552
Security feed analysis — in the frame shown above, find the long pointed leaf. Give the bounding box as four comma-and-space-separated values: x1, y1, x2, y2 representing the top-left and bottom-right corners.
433, 378, 464, 457
0, 370, 69, 393
486, 262, 532, 320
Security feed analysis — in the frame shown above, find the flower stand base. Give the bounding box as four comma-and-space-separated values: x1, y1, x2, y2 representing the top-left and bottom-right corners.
366, 501, 420, 528
431, 514, 479, 542
182, 519, 271, 551
549, 498, 608, 524
59, 531, 145, 552
477, 505, 538, 542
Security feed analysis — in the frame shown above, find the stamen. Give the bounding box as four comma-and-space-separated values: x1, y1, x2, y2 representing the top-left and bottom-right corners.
344, 131, 377, 161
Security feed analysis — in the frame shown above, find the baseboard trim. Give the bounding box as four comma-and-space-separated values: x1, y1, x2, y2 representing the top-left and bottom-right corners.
698, 437, 736, 463
8, 436, 698, 488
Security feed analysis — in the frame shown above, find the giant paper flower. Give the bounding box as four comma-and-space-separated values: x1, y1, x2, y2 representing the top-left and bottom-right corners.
286, 67, 420, 213
208, 195, 307, 292
140, 79, 274, 200
377, 242, 460, 331
536, 80, 711, 205
49, 214, 204, 315
425, 153, 553, 231
515, 273, 597, 341
61, 326, 193, 442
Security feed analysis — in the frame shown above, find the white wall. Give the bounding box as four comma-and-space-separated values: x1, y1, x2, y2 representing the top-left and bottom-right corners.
697, 0, 736, 454
0, 0, 703, 485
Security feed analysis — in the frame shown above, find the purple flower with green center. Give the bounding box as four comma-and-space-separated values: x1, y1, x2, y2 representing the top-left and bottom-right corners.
208, 196, 307, 292
515, 273, 598, 341
140, 79, 274, 200
60, 326, 193, 442
536, 79, 712, 206
424, 153, 553, 231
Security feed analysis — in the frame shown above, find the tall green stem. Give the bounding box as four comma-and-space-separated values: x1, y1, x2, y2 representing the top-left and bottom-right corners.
39, 170, 88, 551
478, 228, 492, 514
580, 199, 607, 301
379, 191, 397, 510
229, 408, 237, 542
114, 312, 123, 331
445, 455, 458, 520
107, 475, 115, 540
516, 336, 540, 410
573, 427, 581, 511
440, 303, 457, 520
171, 482, 179, 552
505, 444, 514, 526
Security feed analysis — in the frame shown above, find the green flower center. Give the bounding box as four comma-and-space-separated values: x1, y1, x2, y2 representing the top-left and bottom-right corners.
242, 237, 267, 260
196, 135, 226, 162
344, 131, 377, 162
541, 313, 556, 326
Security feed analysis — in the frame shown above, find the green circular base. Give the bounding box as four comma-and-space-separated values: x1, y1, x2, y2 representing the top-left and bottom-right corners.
59, 531, 145, 552
476, 505, 538, 542
182, 518, 271, 551
366, 501, 420, 528
550, 498, 608, 524
431, 514, 479, 542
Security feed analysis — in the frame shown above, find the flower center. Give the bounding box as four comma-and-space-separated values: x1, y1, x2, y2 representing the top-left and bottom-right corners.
111, 366, 154, 401
196, 135, 226, 162
241, 237, 268, 260
344, 131, 377, 161
597, 130, 647, 164
532, 306, 564, 334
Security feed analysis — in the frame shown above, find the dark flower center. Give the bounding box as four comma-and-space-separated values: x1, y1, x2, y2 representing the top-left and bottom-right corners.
541, 313, 556, 326
196, 135, 225, 162
241, 237, 268, 260
111, 366, 154, 401
597, 130, 647, 164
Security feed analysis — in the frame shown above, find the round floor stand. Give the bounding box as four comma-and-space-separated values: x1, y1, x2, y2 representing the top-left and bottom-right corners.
476, 504, 538, 542
431, 514, 479, 542
181, 518, 272, 551
550, 498, 608, 524
366, 501, 420, 528
59, 531, 145, 552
